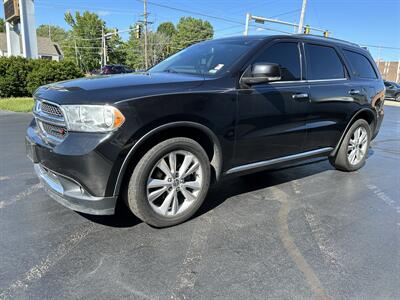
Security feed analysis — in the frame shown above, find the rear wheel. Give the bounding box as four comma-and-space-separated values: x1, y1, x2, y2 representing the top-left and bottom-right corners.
395, 94, 400, 102
126, 137, 210, 227
329, 119, 371, 172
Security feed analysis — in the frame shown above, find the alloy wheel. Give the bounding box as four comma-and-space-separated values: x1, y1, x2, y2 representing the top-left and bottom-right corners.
347, 126, 368, 165
146, 150, 203, 217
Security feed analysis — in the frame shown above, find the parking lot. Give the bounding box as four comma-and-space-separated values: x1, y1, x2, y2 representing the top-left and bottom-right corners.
0, 105, 399, 299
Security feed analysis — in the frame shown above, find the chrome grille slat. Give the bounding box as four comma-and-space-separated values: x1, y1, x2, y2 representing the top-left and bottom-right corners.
40, 102, 64, 118
34, 99, 67, 143
38, 120, 67, 141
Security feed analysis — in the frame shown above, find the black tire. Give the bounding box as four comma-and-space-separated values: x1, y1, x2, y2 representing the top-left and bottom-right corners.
395, 94, 400, 102
126, 137, 211, 227
329, 119, 371, 172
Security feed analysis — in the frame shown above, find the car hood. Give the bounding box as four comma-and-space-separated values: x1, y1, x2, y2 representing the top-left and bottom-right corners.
34, 72, 205, 105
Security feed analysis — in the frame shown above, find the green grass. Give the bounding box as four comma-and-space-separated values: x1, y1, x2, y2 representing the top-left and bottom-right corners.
0, 97, 34, 112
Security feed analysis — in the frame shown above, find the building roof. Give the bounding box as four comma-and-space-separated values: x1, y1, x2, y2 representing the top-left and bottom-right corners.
0, 32, 62, 56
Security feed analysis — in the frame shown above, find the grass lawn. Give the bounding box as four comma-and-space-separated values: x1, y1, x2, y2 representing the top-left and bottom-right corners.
0, 98, 34, 112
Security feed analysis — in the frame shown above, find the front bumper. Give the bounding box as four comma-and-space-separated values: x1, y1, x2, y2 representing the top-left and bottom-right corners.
26, 118, 124, 215
33, 163, 116, 215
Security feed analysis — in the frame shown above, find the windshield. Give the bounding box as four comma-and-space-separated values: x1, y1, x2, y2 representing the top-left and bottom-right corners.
149, 39, 259, 76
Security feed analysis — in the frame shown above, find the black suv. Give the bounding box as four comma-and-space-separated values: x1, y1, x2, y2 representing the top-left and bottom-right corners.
384, 80, 400, 101
101, 64, 133, 75
26, 35, 385, 227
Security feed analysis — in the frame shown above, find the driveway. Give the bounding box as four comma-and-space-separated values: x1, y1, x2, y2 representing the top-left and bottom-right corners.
0, 108, 399, 299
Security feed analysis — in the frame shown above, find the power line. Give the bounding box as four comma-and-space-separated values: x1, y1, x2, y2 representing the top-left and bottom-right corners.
136, 0, 292, 35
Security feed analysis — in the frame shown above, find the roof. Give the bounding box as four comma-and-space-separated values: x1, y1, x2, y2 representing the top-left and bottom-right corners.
0, 32, 62, 56
213, 34, 362, 50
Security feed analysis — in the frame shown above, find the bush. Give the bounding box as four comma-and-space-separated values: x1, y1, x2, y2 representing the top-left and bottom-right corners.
0, 57, 32, 97
26, 60, 84, 95
0, 57, 83, 97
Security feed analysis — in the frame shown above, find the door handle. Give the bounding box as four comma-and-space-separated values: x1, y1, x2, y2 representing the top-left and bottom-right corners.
349, 89, 361, 95
292, 93, 309, 99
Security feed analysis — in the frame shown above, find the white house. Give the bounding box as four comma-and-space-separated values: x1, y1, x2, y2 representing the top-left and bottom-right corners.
0, 32, 63, 61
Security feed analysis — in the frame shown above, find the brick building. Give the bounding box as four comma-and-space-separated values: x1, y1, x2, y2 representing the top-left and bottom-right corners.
376, 60, 400, 83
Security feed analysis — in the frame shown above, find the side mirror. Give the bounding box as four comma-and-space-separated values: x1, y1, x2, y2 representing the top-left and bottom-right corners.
241, 63, 282, 85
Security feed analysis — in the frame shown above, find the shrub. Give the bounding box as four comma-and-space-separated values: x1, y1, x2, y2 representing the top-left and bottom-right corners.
0, 56, 32, 97
0, 56, 83, 97
26, 60, 83, 95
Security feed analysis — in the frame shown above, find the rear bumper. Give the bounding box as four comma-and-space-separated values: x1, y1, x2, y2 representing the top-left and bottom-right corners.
34, 163, 116, 215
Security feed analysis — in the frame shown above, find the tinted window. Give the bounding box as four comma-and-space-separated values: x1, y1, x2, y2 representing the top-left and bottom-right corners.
305, 44, 345, 80
343, 50, 377, 79
254, 42, 301, 81
150, 39, 259, 76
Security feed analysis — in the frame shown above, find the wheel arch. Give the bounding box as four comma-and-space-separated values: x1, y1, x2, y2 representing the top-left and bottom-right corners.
113, 121, 223, 197
331, 107, 376, 156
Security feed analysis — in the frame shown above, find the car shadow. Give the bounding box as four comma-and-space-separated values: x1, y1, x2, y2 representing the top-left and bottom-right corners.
77, 199, 142, 228
194, 157, 332, 219
79, 157, 332, 228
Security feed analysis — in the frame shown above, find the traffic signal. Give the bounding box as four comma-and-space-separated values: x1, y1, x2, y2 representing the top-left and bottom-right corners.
303, 25, 311, 34
135, 24, 142, 39
323, 31, 329, 38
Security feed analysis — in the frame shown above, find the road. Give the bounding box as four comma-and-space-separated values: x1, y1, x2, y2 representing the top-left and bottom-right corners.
0, 106, 399, 299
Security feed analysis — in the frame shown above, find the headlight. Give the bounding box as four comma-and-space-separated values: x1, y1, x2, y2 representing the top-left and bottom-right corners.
62, 105, 125, 132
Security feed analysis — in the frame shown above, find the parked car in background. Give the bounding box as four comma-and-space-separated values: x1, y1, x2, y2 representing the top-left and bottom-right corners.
101, 64, 133, 75
26, 34, 385, 227
384, 80, 400, 101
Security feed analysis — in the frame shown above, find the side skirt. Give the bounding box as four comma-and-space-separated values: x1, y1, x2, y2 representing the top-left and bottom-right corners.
225, 147, 333, 175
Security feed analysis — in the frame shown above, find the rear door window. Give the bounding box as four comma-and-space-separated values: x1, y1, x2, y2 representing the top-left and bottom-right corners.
305, 44, 345, 80
253, 42, 301, 81
343, 50, 377, 79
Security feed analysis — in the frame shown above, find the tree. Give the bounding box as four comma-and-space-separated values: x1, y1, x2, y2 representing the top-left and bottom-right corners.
0, 18, 5, 33
36, 25, 68, 43
63, 11, 105, 72
124, 25, 170, 71
157, 22, 176, 38
171, 17, 213, 53
105, 29, 126, 65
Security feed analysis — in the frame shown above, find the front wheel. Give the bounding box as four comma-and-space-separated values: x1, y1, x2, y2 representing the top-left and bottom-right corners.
395, 94, 400, 102
126, 137, 211, 227
329, 119, 371, 172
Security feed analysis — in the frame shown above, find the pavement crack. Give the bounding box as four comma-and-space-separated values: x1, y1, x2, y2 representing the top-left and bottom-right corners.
270, 186, 330, 300
0, 222, 95, 300
170, 213, 214, 300
303, 206, 347, 273
0, 183, 42, 209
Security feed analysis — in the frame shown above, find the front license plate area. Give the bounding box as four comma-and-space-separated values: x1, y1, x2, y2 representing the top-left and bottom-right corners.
26, 138, 39, 163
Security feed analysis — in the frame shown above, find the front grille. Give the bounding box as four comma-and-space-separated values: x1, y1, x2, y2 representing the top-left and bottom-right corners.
41, 102, 64, 118
34, 100, 67, 142
38, 120, 68, 141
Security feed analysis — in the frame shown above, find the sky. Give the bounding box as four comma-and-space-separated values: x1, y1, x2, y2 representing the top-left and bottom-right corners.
1, 0, 399, 60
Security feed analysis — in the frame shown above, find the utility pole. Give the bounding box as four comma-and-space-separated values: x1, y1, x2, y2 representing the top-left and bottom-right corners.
297, 0, 307, 33
143, 0, 149, 70
244, 13, 250, 36
74, 39, 79, 66
101, 27, 107, 67
377, 46, 382, 63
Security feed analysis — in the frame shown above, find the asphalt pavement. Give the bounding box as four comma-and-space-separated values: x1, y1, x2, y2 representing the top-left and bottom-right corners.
0, 106, 399, 299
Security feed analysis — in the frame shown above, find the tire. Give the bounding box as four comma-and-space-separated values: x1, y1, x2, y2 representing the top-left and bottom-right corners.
126, 137, 211, 227
395, 94, 400, 102
329, 119, 371, 172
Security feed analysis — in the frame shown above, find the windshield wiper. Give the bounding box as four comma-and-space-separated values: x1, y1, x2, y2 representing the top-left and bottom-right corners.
163, 67, 179, 73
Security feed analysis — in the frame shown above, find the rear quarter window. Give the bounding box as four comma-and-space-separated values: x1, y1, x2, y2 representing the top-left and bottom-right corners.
343, 50, 378, 79
305, 44, 345, 80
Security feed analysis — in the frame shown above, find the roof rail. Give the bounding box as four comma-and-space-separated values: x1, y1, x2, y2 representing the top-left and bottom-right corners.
295, 34, 360, 47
